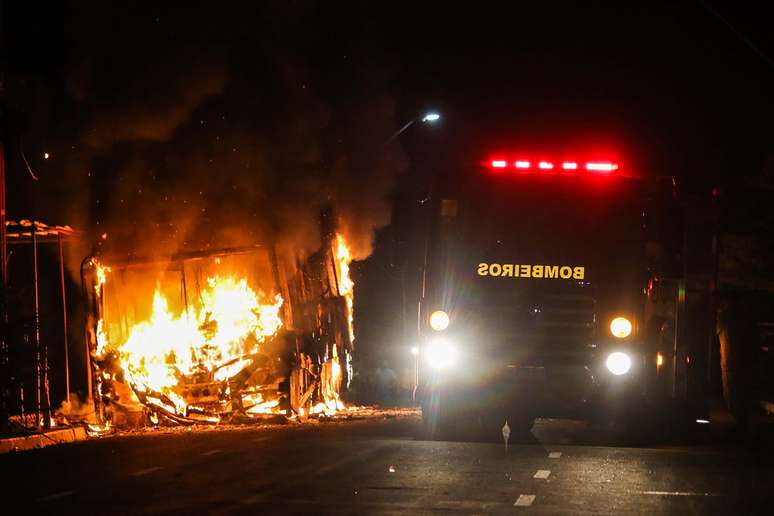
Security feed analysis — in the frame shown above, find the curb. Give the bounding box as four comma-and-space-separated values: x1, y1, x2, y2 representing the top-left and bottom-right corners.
0, 426, 89, 454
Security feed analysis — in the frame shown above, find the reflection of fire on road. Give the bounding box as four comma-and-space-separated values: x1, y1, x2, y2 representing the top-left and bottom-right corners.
88, 227, 356, 427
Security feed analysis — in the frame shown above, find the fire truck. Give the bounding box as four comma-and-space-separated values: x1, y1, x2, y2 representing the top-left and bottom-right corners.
415, 153, 694, 440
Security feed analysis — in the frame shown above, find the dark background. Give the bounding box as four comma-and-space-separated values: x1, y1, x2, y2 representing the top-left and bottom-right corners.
2, 1, 774, 405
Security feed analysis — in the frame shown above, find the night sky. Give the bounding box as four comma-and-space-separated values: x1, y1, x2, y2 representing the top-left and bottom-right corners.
3, 2, 774, 380
4, 3, 774, 240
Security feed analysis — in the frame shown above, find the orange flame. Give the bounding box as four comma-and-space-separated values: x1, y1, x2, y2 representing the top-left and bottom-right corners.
335, 234, 355, 342
311, 344, 347, 415
92, 259, 111, 355
97, 274, 283, 416
94, 260, 111, 294
93, 236, 355, 421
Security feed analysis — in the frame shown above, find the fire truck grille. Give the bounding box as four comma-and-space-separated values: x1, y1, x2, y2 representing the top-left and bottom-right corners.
467, 290, 596, 357
535, 294, 596, 337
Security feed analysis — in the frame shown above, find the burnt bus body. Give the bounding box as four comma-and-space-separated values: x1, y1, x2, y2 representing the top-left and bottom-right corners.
418, 161, 652, 436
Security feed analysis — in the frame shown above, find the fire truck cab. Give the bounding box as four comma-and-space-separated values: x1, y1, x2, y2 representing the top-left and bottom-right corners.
416, 155, 677, 439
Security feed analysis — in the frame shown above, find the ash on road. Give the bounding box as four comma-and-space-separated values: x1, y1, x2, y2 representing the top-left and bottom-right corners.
3, 412, 773, 515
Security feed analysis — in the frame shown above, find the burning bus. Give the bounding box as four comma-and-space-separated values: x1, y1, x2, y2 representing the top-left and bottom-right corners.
83, 213, 355, 427
416, 153, 682, 439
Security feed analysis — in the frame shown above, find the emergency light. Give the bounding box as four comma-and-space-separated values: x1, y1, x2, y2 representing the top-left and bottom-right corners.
487, 158, 620, 175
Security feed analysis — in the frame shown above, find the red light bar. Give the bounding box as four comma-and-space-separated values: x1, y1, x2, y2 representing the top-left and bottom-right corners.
585, 161, 619, 173
538, 161, 554, 170
561, 161, 578, 170
486, 156, 621, 175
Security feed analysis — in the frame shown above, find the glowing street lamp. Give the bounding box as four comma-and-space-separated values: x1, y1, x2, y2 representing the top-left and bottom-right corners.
386, 111, 442, 144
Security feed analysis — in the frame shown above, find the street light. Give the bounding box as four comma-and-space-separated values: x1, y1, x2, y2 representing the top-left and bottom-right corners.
387, 110, 440, 402
386, 111, 441, 144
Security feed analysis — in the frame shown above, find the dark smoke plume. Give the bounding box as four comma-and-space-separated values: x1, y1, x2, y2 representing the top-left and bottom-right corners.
17, 3, 409, 270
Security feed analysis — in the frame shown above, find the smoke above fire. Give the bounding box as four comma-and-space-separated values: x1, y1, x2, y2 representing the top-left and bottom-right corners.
25, 3, 408, 266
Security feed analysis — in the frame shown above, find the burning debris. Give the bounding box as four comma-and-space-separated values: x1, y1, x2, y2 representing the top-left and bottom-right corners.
336, 234, 355, 343
85, 225, 356, 428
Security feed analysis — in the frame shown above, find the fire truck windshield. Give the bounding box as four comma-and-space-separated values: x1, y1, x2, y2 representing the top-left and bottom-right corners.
427, 173, 646, 358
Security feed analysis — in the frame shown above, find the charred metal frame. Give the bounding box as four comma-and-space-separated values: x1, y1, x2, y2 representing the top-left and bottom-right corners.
82, 245, 270, 423
3, 219, 79, 428
83, 210, 354, 427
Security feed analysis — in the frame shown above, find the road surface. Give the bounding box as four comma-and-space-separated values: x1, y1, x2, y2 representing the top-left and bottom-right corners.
3, 414, 773, 514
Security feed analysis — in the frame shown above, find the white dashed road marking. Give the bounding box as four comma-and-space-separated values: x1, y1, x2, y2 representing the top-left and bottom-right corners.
37, 491, 74, 503
435, 500, 505, 510
514, 494, 536, 507
200, 449, 222, 456
131, 466, 164, 476
534, 469, 551, 479
640, 491, 722, 497
548, 451, 562, 459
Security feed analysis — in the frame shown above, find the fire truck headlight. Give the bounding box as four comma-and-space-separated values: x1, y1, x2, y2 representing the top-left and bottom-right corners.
610, 317, 633, 338
426, 337, 456, 369
429, 310, 450, 331
605, 351, 632, 376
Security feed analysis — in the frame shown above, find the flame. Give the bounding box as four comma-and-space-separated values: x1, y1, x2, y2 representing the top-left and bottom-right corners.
313, 344, 347, 416
99, 274, 283, 416
93, 238, 355, 422
243, 393, 281, 414
92, 259, 111, 355
96, 319, 108, 356
94, 260, 111, 296
335, 234, 355, 342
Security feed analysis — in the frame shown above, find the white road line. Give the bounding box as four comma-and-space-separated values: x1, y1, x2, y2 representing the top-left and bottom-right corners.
514, 494, 536, 507
534, 469, 551, 479
435, 500, 505, 510
131, 466, 164, 476
37, 491, 74, 503
640, 491, 722, 497
200, 449, 222, 456
548, 451, 562, 459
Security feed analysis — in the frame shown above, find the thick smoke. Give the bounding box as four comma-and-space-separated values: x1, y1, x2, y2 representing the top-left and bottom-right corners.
79, 53, 228, 150
36, 4, 408, 268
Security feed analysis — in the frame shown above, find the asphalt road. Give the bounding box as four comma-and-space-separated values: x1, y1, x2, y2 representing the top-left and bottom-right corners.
3, 415, 774, 515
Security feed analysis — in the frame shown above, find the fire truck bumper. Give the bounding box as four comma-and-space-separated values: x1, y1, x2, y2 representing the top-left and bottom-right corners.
420, 361, 644, 423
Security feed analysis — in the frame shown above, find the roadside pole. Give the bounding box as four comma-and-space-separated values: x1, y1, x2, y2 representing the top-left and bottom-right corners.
0, 143, 8, 428
58, 232, 70, 406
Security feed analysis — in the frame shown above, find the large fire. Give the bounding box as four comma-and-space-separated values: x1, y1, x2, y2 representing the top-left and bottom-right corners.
97, 270, 283, 417
123, 278, 282, 409
92, 233, 356, 424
